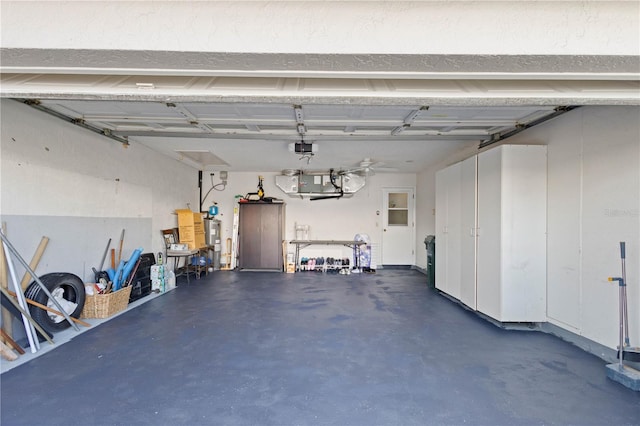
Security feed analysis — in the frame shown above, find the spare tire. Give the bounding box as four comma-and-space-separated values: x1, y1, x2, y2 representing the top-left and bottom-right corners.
24, 273, 85, 334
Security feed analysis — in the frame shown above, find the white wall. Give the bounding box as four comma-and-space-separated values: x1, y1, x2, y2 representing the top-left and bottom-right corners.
202, 172, 416, 266
0, 99, 197, 282
503, 106, 640, 350
2, 1, 637, 55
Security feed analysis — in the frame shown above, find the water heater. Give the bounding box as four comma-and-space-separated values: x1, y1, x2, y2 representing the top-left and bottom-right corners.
204, 218, 222, 270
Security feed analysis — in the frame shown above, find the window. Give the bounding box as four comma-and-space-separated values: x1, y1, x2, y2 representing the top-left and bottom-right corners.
387, 192, 409, 226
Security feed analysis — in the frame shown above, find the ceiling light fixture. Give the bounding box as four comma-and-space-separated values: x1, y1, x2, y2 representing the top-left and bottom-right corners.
135, 82, 155, 90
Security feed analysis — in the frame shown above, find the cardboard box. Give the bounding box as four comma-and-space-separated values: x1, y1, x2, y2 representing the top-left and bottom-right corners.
193, 213, 204, 232
176, 209, 206, 249
176, 209, 195, 227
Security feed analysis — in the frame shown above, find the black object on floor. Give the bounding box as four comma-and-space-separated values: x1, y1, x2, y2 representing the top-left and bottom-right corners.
1, 270, 639, 425
128, 252, 155, 302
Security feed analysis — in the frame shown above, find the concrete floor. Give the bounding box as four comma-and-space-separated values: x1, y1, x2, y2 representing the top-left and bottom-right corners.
1, 269, 639, 425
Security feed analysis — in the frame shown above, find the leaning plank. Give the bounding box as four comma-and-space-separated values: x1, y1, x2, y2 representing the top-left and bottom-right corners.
0, 339, 17, 361
20, 237, 49, 291
0, 230, 78, 332
0, 328, 25, 355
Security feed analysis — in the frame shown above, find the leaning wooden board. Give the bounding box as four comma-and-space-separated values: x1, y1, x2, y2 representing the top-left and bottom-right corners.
20, 237, 49, 291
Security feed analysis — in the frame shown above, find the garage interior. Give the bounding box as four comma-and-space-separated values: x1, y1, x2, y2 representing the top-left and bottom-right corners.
1, 1, 639, 424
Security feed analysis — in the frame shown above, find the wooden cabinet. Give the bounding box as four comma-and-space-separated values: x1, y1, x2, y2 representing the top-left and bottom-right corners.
436, 145, 547, 322
238, 202, 285, 271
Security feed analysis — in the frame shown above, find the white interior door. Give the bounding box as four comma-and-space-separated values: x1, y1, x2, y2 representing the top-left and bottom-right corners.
382, 188, 415, 265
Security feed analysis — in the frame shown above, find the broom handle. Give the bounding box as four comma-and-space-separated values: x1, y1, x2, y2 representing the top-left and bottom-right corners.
125, 258, 142, 288
117, 229, 125, 264
99, 238, 111, 271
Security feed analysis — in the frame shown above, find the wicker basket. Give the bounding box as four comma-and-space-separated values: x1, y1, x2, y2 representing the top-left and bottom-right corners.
81, 286, 132, 319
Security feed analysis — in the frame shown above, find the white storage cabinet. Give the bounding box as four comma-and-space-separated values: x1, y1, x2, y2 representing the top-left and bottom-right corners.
476, 145, 547, 322
436, 145, 547, 322
435, 156, 477, 306
435, 162, 462, 300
